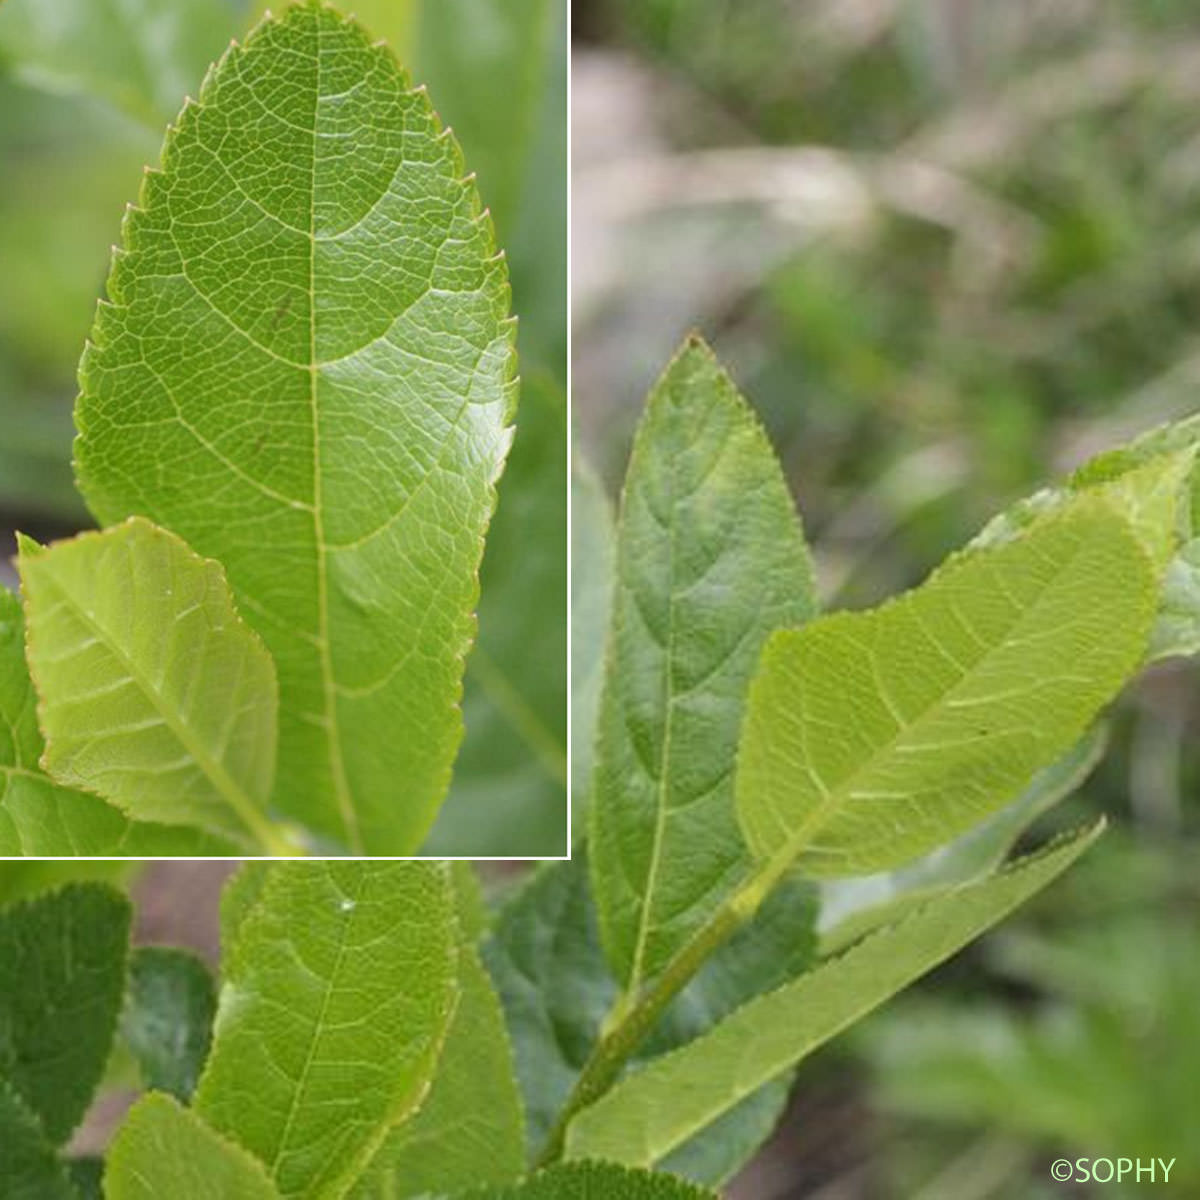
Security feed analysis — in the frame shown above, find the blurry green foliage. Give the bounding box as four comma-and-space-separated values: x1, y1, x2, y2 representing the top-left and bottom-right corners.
857, 833, 1200, 1197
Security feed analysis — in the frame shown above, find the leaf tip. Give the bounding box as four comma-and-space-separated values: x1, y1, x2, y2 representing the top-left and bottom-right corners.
14, 531, 44, 562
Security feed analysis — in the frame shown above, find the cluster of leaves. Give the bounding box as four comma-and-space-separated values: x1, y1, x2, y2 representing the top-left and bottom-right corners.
0, 0, 567, 857
0, 867, 715, 1200
579, 6, 1200, 1184
551, 337, 1200, 1187
4, 328, 1200, 1193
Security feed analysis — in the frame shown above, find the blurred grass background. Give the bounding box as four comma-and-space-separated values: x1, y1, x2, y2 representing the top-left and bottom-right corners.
0, 0, 568, 855
573, 1, 1200, 1195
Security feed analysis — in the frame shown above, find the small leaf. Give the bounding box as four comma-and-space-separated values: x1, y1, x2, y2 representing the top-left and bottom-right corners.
75, 3, 517, 854
105, 1093, 281, 1200
18, 519, 281, 853
737, 491, 1160, 881
0, 882, 130, 1143
469, 1160, 717, 1199
565, 824, 1102, 1169
122, 946, 217, 1101
0, 586, 238, 857
484, 856, 817, 1184
193, 863, 458, 1200
591, 337, 816, 996
0, 1077, 76, 1200
352, 942, 525, 1197
818, 725, 1107, 953
570, 454, 614, 824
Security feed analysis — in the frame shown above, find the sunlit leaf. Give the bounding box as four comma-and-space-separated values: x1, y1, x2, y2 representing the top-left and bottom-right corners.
75, 3, 517, 854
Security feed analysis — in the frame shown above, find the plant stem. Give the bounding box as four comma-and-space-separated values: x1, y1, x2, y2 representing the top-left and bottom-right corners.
533, 867, 769, 1167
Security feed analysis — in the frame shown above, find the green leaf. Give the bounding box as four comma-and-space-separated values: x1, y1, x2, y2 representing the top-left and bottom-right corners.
218, 862, 273, 964
193, 863, 458, 1200
449, 861, 489, 943
0, 0, 239, 127
484, 856, 816, 1184
75, 3, 517, 855
105, 1093, 281, 1200
483, 859, 614, 1158
0, 1077, 75, 1200
122, 947, 216, 1101
429, 376, 567, 856
591, 337, 816, 996
737, 489, 1162, 884
818, 724, 1108, 954
565, 824, 1102, 1169
0, 882, 130, 1143
18, 519, 283, 854
65, 1157, 103, 1200
352, 942, 524, 1197
974, 419, 1200, 660
0, 860, 133, 908
0, 586, 238, 857
570, 455, 614, 825
469, 1160, 717, 1199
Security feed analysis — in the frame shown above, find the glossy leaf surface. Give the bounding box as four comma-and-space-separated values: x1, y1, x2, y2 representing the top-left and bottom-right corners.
431, 377, 567, 855
75, 3, 517, 853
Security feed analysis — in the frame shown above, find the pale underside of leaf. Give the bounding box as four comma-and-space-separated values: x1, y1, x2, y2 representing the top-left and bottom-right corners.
17, 518, 279, 851
591, 338, 816, 997
75, 2, 517, 853
565, 823, 1102, 1169
737, 496, 1157, 882
193, 861, 457, 1200
817, 723, 1107, 953
975, 423, 1200, 659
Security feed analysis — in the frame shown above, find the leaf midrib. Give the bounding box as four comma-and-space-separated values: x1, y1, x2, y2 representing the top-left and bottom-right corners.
267, 866, 365, 1193
305, 18, 360, 854
623, 417, 683, 1001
